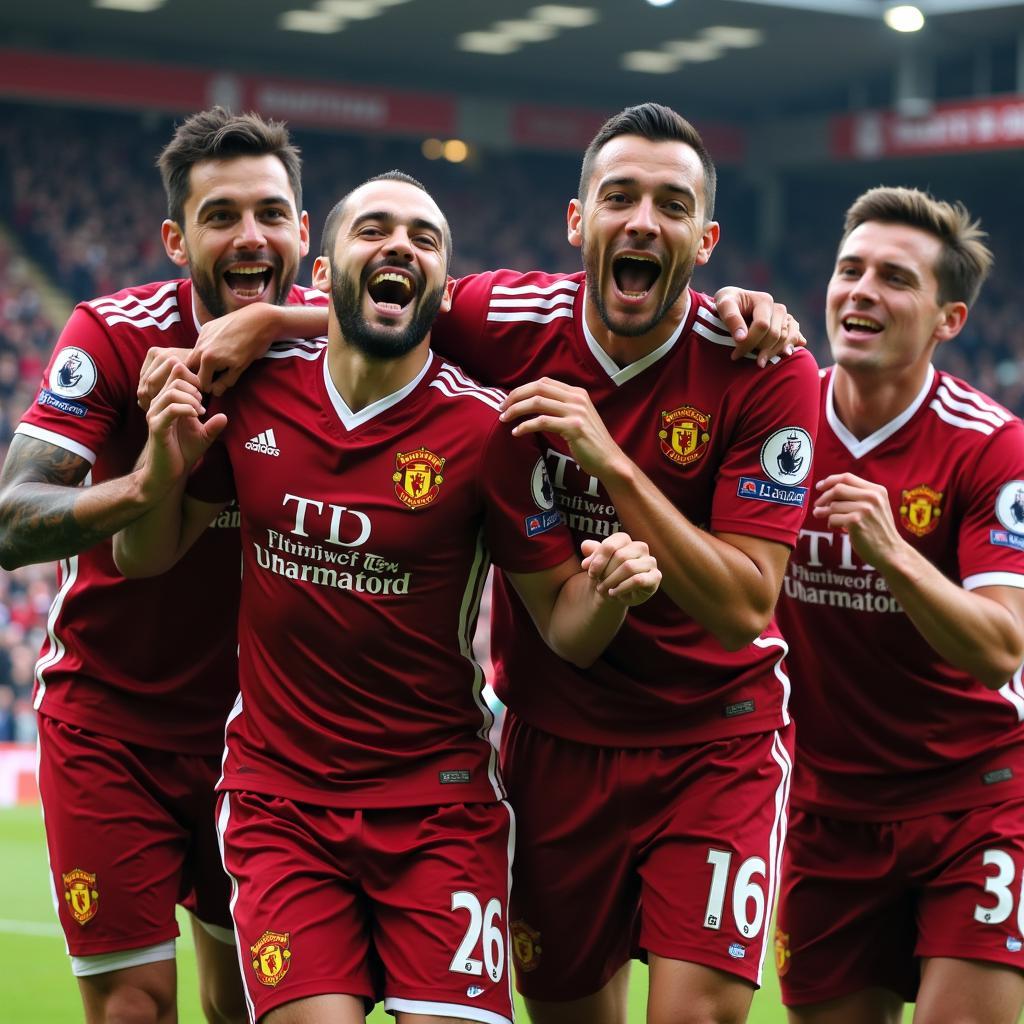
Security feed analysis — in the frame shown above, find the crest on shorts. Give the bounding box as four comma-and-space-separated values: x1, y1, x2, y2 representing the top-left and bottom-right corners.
62, 868, 99, 925
774, 927, 791, 977
899, 485, 943, 537
659, 406, 711, 466
510, 919, 542, 973
250, 930, 292, 987
393, 448, 446, 510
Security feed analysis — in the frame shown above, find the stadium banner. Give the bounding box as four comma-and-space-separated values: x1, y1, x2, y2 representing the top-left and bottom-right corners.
0, 743, 37, 807
0, 48, 456, 137
511, 103, 745, 163
832, 96, 1024, 159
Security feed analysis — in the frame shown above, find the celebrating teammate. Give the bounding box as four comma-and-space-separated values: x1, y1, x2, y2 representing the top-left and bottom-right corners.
775, 187, 1024, 1024
0, 108, 321, 1023
113, 172, 661, 1024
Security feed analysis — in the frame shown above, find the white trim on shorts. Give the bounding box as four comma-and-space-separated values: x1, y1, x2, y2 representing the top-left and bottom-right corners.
385, 997, 512, 1024
71, 939, 176, 978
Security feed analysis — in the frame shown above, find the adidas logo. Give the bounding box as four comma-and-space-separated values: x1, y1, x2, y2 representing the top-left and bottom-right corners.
245, 428, 281, 457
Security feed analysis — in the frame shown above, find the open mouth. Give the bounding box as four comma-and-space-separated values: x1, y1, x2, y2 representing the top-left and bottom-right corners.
841, 315, 883, 336
612, 254, 661, 299
367, 269, 416, 314
224, 265, 273, 300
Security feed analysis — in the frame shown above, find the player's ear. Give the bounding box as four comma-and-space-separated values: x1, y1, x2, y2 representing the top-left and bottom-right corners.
567, 199, 583, 249
934, 301, 968, 346
161, 220, 189, 268
312, 255, 331, 294
298, 210, 311, 258
439, 275, 456, 315
695, 221, 720, 267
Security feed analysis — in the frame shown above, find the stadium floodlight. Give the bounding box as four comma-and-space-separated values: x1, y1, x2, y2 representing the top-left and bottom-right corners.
92, 0, 165, 10
457, 31, 522, 54
884, 4, 926, 29
701, 25, 765, 47
621, 50, 680, 73
317, 0, 382, 18
646, 0, 677, 6
530, 5, 600, 28
493, 20, 559, 42
662, 39, 724, 61
279, 9, 344, 32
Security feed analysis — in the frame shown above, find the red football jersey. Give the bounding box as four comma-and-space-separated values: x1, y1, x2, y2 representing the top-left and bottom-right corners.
187, 346, 575, 808
17, 279, 327, 755
432, 270, 821, 747
777, 366, 1024, 819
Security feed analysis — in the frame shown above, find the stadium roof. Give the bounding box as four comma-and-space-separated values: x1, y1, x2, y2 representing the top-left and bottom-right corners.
7, 0, 1024, 120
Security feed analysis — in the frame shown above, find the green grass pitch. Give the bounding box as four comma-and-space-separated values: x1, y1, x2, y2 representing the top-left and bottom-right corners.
1, 804, 795, 1022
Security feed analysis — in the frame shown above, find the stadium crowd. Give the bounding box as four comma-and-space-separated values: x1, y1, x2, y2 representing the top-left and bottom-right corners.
0, 100, 1022, 750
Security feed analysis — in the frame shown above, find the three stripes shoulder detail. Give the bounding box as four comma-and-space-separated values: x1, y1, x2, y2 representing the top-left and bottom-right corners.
429, 362, 506, 412
929, 375, 1014, 436
89, 282, 181, 332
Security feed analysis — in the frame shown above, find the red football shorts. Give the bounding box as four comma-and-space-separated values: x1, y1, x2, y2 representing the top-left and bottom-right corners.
777, 801, 1024, 1006
36, 712, 231, 957
217, 790, 516, 1023
500, 714, 794, 1000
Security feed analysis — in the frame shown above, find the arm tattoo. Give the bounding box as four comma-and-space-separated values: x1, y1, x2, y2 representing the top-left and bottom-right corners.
0, 435, 110, 569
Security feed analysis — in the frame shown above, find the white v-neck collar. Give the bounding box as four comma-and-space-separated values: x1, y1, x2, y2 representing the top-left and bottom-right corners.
323, 349, 434, 431
827, 364, 935, 459
581, 286, 690, 387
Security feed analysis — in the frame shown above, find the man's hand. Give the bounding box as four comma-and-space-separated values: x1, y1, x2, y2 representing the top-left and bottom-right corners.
501, 378, 630, 483
188, 304, 278, 396
812, 472, 903, 569
580, 533, 661, 607
138, 347, 199, 411
714, 287, 806, 368
138, 365, 226, 502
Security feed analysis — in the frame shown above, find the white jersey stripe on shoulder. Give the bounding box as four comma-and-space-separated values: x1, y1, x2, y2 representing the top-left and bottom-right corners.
941, 375, 1012, 421
696, 305, 729, 334
87, 281, 178, 311
486, 309, 574, 325
998, 667, 1024, 721
963, 571, 1024, 591
935, 385, 1008, 429
101, 312, 182, 332
491, 281, 580, 297
14, 424, 97, 465
429, 376, 504, 412
438, 362, 506, 403
93, 295, 178, 322
261, 339, 327, 361
928, 399, 995, 435
488, 294, 575, 311
692, 320, 779, 363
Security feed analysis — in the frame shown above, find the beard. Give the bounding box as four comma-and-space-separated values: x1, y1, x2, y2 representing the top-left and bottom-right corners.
190, 250, 294, 319
581, 232, 693, 338
331, 261, 445, 361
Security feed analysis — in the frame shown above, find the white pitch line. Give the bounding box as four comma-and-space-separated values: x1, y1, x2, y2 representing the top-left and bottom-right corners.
0, 918, 62, 937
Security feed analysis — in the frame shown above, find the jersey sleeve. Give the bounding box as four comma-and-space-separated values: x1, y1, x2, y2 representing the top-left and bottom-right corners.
710, 349, 821, 545
430, 273, 496, 375
958, 420, 1024, 590
479, 417, 577, 573
15, 305, 136, 464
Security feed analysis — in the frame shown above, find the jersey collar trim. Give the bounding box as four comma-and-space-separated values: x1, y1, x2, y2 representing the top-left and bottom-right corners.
827, 364, 935, 459
580, 287, 691, 387
322, 348, 434, 431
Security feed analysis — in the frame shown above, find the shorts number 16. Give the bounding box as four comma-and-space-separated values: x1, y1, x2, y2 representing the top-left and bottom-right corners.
703, 848, 767, 938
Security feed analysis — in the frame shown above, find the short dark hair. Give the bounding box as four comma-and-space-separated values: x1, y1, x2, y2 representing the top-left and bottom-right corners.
320, 170, 452, 269
578, 102, 717, 221
841, 186, 993, 305
157, 107, 303, 226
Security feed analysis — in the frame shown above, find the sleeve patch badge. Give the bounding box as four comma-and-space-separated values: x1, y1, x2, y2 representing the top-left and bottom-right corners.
49, 348, 98, 399
759, 427, 812, 486
899, 485, 943, 537
737, 477, 808, 507
531, 457, 555, 510
995, 481, 1024, 534
659, 405, 711, 466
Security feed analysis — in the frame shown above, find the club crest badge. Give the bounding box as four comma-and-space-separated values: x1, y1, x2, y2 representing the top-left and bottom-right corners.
774, 928, 791, 977
49, 348, 98, 399
62, 868, 99, 925
510, 919, 542, 973
899, 484, 943, 537
250, 930, 292, 987
659, 406, 711, 466
393, 448, 445, 510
